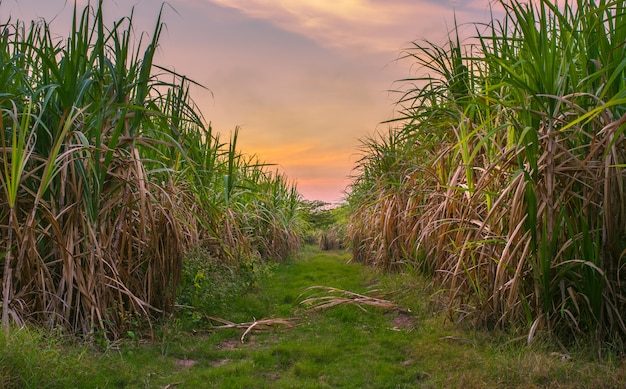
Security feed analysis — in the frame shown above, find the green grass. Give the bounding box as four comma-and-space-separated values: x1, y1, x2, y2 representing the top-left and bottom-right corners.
1, 246, 625, 388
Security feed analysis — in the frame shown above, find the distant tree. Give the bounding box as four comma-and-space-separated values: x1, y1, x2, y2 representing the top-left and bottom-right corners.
300, 200, 337, 231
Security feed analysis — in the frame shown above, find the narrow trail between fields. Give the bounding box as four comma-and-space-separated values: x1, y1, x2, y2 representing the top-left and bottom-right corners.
172, 247, 620, 389
6, 247, 621, 388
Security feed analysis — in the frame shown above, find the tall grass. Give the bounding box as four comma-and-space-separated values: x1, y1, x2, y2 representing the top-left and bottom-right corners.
0, 1, 303, 339
348, 0, 626, 346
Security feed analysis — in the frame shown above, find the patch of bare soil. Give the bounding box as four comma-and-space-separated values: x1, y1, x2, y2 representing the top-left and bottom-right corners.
217, 338, 239, 350
175, 359, 197, 369
391, 311, 418, 330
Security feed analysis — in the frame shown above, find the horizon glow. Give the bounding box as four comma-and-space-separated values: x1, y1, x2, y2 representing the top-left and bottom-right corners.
1, 0, 497, 203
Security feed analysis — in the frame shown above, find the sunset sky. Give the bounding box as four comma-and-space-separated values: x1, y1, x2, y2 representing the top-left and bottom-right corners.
2, 0, 498, 203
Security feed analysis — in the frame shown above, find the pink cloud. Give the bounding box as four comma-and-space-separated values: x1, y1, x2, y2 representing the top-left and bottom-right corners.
4, 0, 500, 203
205, 0, 494, 54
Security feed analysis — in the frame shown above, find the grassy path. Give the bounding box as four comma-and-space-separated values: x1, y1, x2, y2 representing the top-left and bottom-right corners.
161, 247, 432, 388
2, 247, 625, 388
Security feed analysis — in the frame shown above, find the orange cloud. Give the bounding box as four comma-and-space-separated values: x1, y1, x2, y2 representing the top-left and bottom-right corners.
235, 139, 357, 203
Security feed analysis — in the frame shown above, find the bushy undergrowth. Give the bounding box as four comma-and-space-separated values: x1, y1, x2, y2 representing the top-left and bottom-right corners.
177, 248, 275, 324
348, 0, 626, 349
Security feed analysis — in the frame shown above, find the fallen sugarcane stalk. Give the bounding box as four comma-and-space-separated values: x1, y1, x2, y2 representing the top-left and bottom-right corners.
176, 285, 409, 343
297, 286, 405, 313
201, 314, 300, 343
